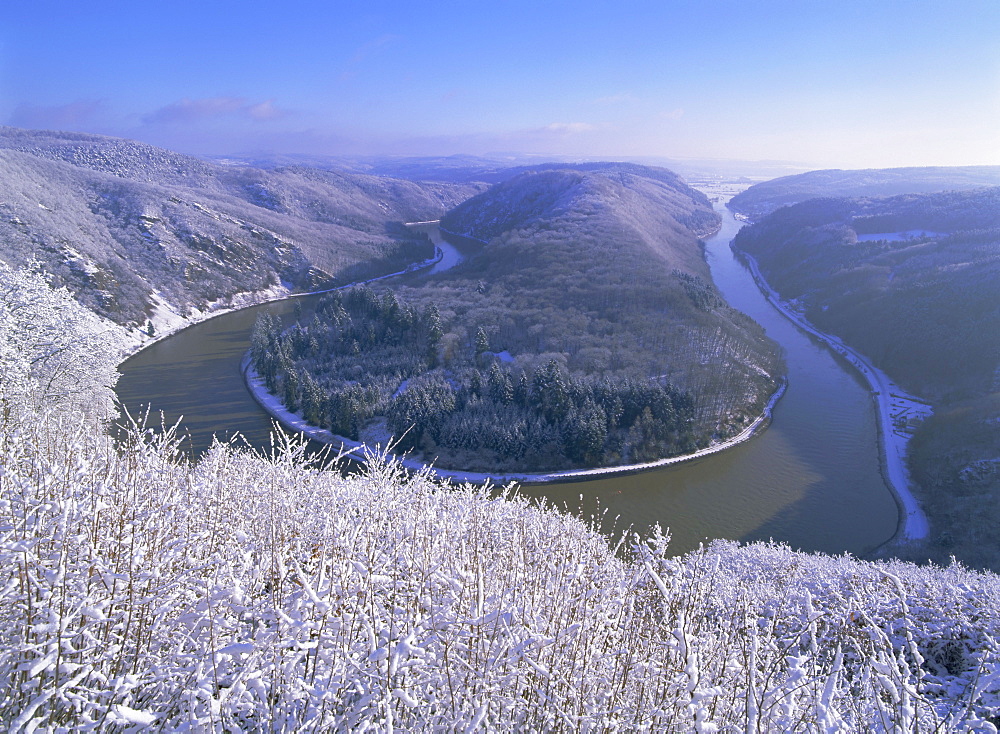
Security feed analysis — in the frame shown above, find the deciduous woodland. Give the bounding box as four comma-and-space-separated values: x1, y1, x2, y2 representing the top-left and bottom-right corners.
255, 164, 784, 472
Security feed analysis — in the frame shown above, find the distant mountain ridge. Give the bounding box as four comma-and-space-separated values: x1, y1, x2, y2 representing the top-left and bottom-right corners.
0, 127, 480, 329
211, 152, 810, 185
728, 165, 1000, 221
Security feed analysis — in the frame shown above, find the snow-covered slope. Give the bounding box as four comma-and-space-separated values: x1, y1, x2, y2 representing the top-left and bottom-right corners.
0, 127, 479, 330
728, 164, 1000, 221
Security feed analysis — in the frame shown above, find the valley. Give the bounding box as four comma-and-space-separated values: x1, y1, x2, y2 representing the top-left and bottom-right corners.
23, 131, 981, 563
116, 199, 900, 558
246, 163, 783, 474
733, 186, 1000, 568
8, 3, 1000, 727
4, 124, 996, 578
8, 129, 1000, 727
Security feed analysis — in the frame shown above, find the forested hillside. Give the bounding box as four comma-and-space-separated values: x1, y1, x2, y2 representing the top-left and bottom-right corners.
729, 165, 1000, 221
0, 127, 480, 330
732, 187, 1000, 568
256, 164, 783, 472
5, 260, 1000, 730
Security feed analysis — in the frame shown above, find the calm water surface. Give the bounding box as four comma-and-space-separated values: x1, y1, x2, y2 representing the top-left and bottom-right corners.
116, 204, 897, 556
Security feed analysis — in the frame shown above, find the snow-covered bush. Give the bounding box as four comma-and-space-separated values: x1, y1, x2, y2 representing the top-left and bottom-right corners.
0, 261, 123, 421
2, 260, 1000, 731
3, 410, 1000, 731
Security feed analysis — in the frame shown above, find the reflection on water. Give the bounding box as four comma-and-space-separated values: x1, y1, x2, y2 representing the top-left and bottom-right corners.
116, 204, 897, 558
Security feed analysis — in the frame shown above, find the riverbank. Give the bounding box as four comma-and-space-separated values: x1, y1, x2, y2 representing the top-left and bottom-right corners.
243, 355, 787, 485
733, 248, 931, 545
119, 201, 898, 557
118, 225, 445, 360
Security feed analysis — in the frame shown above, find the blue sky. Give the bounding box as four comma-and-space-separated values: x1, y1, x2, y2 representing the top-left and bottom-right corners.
2, 1, 998, 168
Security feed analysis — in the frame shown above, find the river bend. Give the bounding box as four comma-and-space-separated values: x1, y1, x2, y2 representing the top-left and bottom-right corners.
116, 204, 897, 556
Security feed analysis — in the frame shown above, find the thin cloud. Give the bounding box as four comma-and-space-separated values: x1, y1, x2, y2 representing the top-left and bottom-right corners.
542, 122, 596, 135
143, 97, 289, 125
340, 34, 400, 80
660, 108, 685, 120
245, 100, 287, 121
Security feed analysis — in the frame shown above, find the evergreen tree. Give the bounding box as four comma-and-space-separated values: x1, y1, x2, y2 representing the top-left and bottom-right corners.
531, 360, 571, 423
474, 326, 490, 354
487, 362, 514, 403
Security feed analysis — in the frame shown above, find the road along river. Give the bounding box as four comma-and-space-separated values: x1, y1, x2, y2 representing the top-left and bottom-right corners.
116, 204, 899, 557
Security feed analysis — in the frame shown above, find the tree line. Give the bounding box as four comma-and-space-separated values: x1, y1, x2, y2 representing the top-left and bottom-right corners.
250, 286, 695, 471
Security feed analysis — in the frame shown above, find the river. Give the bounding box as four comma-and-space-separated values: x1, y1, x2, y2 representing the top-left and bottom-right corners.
115, 203, 898, 557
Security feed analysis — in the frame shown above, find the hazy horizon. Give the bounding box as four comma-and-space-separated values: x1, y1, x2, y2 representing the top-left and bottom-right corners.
3, 1, 998, 170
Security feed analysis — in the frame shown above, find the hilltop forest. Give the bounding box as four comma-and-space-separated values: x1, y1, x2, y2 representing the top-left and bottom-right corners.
732, 186, 1000, 568
254, 164, 784, 472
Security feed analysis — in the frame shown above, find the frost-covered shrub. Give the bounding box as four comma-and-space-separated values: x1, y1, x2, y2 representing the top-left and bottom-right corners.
2, 256, 1000, 731
0, 261, 123, 421
3, 409, 1000, 731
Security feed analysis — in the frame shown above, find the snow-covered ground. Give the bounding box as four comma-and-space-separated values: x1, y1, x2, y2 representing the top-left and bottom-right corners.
739, 252, 931, 543
8, 397, 1000, 729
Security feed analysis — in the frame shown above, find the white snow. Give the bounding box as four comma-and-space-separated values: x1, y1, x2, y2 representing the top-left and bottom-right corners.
112, 705, 157, 726
146, 290, 193, 336
5, 404, 1000, 729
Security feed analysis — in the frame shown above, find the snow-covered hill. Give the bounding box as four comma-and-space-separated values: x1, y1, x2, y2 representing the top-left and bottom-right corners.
0, 127, 480, 331
728, 164, 1000, 221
